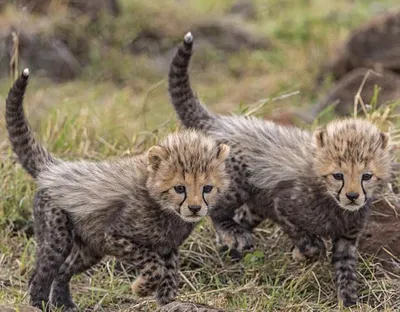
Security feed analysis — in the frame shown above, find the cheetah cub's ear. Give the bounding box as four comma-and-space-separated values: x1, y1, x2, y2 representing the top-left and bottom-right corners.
216, 144, 230, 164
313, 127, 325, 148
379, 132, 390, 150
147, 146, 169, 171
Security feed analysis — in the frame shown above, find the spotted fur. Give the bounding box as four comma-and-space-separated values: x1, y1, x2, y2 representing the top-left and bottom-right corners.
168, 33, 393, 307
6, 70, 230, 311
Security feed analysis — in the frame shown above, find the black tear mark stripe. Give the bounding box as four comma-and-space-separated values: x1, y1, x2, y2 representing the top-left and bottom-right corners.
179, 192, 187, 208
361, 181, 367, 201
337, 179, 345, 198
202, 192, 209, 207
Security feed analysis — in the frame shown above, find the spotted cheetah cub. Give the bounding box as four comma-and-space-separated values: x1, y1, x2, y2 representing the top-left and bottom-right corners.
5, 69, 230, 311
168, 33, 392, 306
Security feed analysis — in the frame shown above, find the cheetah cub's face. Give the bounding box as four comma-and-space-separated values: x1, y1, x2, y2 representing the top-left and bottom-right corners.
146, 131, 230, 222
313, 119, 391, 211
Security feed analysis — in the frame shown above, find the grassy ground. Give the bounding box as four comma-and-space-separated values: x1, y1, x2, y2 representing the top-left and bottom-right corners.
1, 0, 400, 311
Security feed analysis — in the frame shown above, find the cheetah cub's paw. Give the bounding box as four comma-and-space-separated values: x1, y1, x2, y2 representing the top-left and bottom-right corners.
131, 276, 154, 297
292, 246, 308, 262
292, 236, 327, 262
337, 285, 358, 308
217, 227, 254, 261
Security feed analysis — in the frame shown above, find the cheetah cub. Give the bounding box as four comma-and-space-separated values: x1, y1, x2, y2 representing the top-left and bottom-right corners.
5, 69, 230, 311
168, 33, 392, 307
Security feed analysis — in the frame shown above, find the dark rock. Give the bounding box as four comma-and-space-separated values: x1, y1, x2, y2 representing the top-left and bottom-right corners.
14, 0, 120, 17
129, 18, 270, 75
68, 0, 120, 19
317, 10, 400, 85
130, 30, 173, 56
193, 18, 270, 53
313, 68, 400, 117
130, 18, 270, 56
16, 0, 52, 14
229, 0, 257, 20
3, 29, 82, 81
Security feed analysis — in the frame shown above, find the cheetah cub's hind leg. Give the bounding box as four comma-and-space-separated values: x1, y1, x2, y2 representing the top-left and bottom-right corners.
29, 199, 74, 310
129, 249, 179, 306
50, 243, 102, 312
106, 236, 174, 304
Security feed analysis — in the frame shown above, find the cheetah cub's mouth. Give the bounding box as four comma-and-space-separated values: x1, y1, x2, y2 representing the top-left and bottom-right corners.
313, 119, 392, 212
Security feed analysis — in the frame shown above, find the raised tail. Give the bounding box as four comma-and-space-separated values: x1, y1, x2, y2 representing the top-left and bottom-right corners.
168, 32, 215, 130
6, 69, 55, 178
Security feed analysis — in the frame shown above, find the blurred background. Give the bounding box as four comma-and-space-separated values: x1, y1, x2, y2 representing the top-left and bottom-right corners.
0, 0, 399, 145
1, 1, 400, 311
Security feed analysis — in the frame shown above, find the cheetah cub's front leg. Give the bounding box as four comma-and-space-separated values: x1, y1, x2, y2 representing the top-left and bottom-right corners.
129, 252, 166, 298
106, 236, 173, 303
130, 248, 179, 306
130, 249, 179, 306
332, 236, 359, 307
156, 249, 180, 306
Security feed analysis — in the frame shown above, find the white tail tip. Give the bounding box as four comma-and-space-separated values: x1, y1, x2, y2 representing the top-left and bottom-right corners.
184, 32, 193, 44
22, 68, 30, 77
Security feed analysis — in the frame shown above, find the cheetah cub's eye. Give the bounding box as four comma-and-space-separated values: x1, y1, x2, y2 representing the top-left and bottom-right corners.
332, 173, 344, 181
174, 185, 186, 194
362, 173, 373, 181
203, 185, 213, 193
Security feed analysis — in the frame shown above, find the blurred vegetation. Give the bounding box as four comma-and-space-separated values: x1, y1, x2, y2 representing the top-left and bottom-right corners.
0, 0, 399, 139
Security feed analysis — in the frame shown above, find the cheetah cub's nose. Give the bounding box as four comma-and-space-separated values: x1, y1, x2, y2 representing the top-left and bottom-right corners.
188, 205, 201, 213
346, 192, 359, 201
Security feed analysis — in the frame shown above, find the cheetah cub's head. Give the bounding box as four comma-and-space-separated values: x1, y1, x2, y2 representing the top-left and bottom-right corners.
313, 119, 391, 211
146, 130, 230, 222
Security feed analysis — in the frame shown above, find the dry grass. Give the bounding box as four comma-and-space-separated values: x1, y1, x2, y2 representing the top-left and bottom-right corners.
1, 0, 400, 311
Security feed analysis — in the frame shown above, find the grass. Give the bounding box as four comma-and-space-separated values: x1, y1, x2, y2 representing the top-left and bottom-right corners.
1, 0, 400, 311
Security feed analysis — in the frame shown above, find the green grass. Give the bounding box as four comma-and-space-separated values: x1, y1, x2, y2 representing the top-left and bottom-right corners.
1, 0, 400, 311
